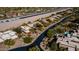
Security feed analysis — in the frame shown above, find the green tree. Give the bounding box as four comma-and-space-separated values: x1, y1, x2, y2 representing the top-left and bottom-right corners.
28, 46, 40, 51
47, 29, 55, 38
54, 25, 65, 33
13, 28, 21, 34
72, 8, 79, 19
29, 28, 36, 33
23, 36, 33, 44
35, 22, 44, 28
35, 22, 44, 31
4, 39, 15, 48
50, 42, 58, 51
53, 18, 59, 22
21, 23, 28, 26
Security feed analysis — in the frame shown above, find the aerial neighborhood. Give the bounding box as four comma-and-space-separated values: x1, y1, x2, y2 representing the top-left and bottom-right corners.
0, 7, 79, 51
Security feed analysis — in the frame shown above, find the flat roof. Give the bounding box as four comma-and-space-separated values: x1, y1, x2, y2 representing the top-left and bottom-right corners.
0, 30, 18, 42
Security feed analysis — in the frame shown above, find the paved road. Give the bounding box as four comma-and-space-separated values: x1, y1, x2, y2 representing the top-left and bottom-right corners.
9, 15, 71, 51
0, 8, 70, 31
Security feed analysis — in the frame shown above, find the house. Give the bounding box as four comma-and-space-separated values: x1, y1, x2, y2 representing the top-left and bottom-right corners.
57, 33, 79, 51
49, 17, 57, 21
28, 23, 34, 28
56, 14, 62, 18
39, 18, 49, 24
66, 9, 72, 14
21, 26, 31, 33
1, 34, 11, 40
51, 15, 61, 19
0, 30, 18, 43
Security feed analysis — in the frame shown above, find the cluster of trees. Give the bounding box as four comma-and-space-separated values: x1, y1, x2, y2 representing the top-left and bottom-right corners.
29, 28, 36, 33
62, 22, 78, 30
72, 8, 79, 19
23, 36, 33, 44
47, 29, 55, 38
46, 18, 52, 23
49, 42, 68, 51
47, 26, 64, 38
34, 22, 44, 31
13, 28, 21, 34
47, 22, 78, 39
4, 39, 15, 48
0, 7, 59, 20
28, 46, 40, 51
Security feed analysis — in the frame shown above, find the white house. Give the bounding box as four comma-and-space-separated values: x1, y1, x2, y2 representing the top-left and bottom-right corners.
21, 26, 31, 33
28, 23, 34, 28
0, 30, 18, 43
